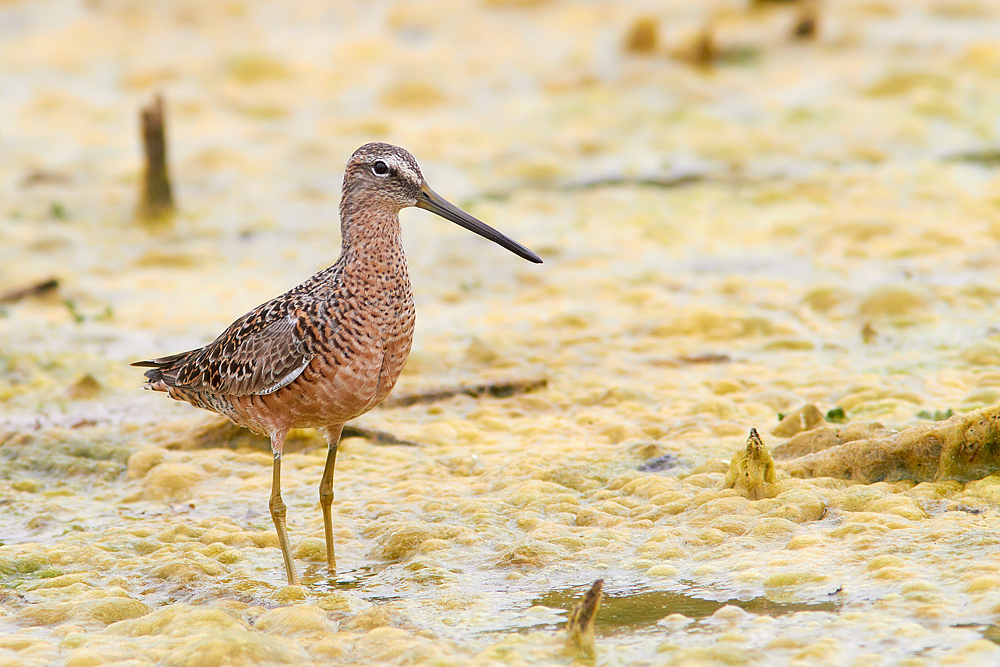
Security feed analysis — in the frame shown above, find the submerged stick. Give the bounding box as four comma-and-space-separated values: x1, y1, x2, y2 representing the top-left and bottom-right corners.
564, 579, 604, 661
136, 93, 175, 221
380, 377, 547, 409
0, 278, 59, 305
341, 424, 421, 447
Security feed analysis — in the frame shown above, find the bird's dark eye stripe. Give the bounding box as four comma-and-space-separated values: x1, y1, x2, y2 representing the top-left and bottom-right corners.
372, 160, 389, 175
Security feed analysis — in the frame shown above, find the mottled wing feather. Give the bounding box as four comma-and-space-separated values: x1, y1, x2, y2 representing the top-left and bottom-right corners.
138, 298, 320, 397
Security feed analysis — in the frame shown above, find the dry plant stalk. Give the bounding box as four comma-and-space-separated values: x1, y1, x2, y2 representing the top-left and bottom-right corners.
723, 428, 777, 500
564, 579, 603, 661
136, 93, 175, 221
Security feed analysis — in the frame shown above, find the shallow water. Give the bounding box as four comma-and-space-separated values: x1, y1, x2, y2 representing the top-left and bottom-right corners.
534, 582, 841, 629
3, 0, 1000, 665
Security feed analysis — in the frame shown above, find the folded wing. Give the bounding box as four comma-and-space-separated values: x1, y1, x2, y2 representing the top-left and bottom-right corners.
133, 300, 318, 397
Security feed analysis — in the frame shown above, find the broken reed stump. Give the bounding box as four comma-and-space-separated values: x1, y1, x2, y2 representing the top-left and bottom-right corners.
722, 428, 777, 500
136, 93, 175, 222
792, 0, 819, 40
564, 579, 604, 661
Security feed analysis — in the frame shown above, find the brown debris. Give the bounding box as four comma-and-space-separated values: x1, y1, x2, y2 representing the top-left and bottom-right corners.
380, 376, 547, 409
668, 23, 761, 70
622, 16, 658, 55
0, 278, 59, 305
690, 26, 716, 68
779, 405, 1000, 483
669, 24, 717, 69
723, 428, 777, 500
792, 2, 819, 40
564, 579, 603, 661
136, 93, 175, 222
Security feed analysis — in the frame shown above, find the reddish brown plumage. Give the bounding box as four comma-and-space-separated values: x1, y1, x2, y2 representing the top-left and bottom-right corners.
132, 142, 540, 583
134, 146, 417, 445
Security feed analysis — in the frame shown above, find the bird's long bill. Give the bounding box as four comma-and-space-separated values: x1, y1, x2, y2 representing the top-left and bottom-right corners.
416, 184, 542, 264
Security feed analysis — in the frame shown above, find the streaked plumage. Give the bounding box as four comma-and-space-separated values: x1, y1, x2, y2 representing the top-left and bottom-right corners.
133, 143, 541, 584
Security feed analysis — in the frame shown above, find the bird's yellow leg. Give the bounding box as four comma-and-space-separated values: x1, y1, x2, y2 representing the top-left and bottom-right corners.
269, 430, 299, 585
320, 425, 344, 574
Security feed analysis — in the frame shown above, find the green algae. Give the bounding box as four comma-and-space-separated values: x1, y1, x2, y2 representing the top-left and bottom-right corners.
0, 429, 129, 480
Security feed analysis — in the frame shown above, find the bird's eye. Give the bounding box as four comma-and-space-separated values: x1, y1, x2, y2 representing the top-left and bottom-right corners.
372, 161, 389, 176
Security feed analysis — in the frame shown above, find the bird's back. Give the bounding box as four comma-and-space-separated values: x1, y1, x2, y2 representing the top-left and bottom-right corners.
135, 253, 415, 434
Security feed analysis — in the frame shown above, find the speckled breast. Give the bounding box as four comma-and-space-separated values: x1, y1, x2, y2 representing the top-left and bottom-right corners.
231, 277, 415, 432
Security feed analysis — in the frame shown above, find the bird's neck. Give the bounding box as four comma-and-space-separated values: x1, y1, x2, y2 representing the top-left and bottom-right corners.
338, 204, 408, 283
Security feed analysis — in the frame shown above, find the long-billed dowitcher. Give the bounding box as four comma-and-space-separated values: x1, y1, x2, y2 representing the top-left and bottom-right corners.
133, 143, 541, 584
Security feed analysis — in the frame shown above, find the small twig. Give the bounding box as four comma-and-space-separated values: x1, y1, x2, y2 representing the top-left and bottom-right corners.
136, 92, 175, 221
565, 579, 604, 661
342, 425, 422, 447
381, 377, 547, 409
0, 278, 59, 305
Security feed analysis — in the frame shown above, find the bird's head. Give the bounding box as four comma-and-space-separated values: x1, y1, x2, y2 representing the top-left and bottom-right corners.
342, 142, 542, 264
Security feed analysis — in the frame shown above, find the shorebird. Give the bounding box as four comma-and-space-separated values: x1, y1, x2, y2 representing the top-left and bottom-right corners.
133, 143, 541, 585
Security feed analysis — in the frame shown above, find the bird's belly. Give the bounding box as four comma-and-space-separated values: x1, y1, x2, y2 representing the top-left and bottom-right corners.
372, 321, 414, 407
230, 313, 414, 431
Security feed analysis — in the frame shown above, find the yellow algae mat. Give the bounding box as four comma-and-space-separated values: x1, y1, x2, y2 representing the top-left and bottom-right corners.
3, 0, 1000, 665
